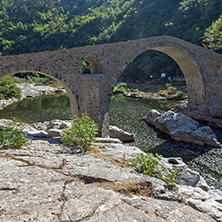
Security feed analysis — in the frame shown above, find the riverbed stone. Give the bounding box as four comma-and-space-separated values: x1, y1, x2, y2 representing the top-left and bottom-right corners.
109, 125, 135, 142
208, 189, 222, 204
144, 109, 221, 147
122, 196, 215, 222
46, 128, 63, 137
46, 119, 72, 130
196, 176, 211, 191
187, 198, 222, 221
95, 137, 123, 143
176, 168, 201, 186
158, 157, 188, 172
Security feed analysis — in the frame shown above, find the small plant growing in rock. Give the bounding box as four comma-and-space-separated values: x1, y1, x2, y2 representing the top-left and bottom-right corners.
158, 167, 182, 186
131, 153, 162, 176
61, 111, 99, 150
0, 120, 31, 149
131, 152, 181, 186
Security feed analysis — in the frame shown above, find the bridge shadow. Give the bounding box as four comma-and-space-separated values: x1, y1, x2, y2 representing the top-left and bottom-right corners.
26, 133, 61, 145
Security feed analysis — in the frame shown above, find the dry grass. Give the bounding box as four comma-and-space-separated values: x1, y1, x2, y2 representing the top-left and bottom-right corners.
86, 146, 134, 167
86, 146, 154, 197
94, 181, 154, 197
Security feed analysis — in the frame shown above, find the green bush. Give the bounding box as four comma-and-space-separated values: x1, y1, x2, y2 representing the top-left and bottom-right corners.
158, 167, 182, 186
167, 86, 177, 94
174, 91, 185, 99
0, 121, 31, 149
113, 83, 139, 94
61, 111, 99, 150
0, 76, 21, 100
131, 152, 182, 186
131, 153, 162, 176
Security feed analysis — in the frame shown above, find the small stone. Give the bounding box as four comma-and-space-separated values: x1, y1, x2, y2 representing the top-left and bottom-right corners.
46, 129, 63, 137
176, 168, 200, 187
109, 125, 135, 142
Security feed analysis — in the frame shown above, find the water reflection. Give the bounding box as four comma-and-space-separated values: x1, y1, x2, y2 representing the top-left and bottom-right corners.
0, 94, 72, 123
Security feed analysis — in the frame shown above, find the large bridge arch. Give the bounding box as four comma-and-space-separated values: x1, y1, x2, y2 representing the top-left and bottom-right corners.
106, 37, 205, 109
0, 67, 79, 117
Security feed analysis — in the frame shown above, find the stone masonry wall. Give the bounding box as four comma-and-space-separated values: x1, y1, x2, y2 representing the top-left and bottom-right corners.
0, 35, 222, 135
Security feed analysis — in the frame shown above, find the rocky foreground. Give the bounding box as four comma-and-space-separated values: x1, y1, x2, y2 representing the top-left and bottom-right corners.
0, 119, 222, 221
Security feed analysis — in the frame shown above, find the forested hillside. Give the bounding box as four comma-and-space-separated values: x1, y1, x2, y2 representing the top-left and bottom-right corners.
0, 0, 222, 81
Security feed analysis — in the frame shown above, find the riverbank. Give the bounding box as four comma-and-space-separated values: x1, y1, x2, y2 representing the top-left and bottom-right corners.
115, 81, 188, 101
0, 82, 187, 111
0, 119, 222, 221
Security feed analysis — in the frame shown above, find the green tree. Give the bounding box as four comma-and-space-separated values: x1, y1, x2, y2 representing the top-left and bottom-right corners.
203, 15, 222, 53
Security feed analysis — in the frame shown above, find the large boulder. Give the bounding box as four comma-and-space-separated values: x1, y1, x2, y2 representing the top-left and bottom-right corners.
109, 125, 135, 142
143, 110, 221, 148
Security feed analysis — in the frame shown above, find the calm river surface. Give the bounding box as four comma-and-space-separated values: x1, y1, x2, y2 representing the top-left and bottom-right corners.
0, 94, 221, 189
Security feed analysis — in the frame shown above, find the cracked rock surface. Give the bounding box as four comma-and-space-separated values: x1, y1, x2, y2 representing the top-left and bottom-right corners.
0, 136, 218, 221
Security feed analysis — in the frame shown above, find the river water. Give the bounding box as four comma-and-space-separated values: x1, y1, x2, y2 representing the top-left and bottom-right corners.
0, 94, 221, 189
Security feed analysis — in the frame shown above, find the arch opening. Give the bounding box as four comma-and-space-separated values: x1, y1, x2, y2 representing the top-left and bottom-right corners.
84, 56, 103, 74
82, 60, 91, 74
150, 46, 205, 107
0, 70, 79, 122
119, 50, 183, 84
112, 44, 205, 109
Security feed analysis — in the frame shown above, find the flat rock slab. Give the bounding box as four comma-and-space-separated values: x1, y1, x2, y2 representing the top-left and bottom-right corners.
0, 139, 218, 221
61, 181, 215, 222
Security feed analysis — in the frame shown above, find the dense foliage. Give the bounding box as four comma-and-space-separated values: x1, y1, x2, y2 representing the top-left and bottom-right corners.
0, 76, 21, 100
0, 0, 221, 82
203, 15, 222, 53
0, 120, 31, 149
113, 82, 138, 94
12, 72, 62, 88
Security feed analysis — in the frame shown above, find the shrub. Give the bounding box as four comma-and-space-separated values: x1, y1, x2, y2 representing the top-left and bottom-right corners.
158, 167, 182, 186
167, 86, 177, 94
113, 83, 128, 94
158, 89, 168, 97
61, 111, 99, 150
131, 152, 182, 186
0, 76, 21, 100
131, 153, 162, 176
174, 90, 185, 99
0, 121, 31, 149
113, 83, 139, 94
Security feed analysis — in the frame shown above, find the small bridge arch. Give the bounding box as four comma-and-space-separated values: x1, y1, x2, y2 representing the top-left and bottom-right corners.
0, 67, 79, 118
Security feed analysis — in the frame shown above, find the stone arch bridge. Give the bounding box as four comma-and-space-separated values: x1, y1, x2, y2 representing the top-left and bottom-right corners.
0, 35, 222, 136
